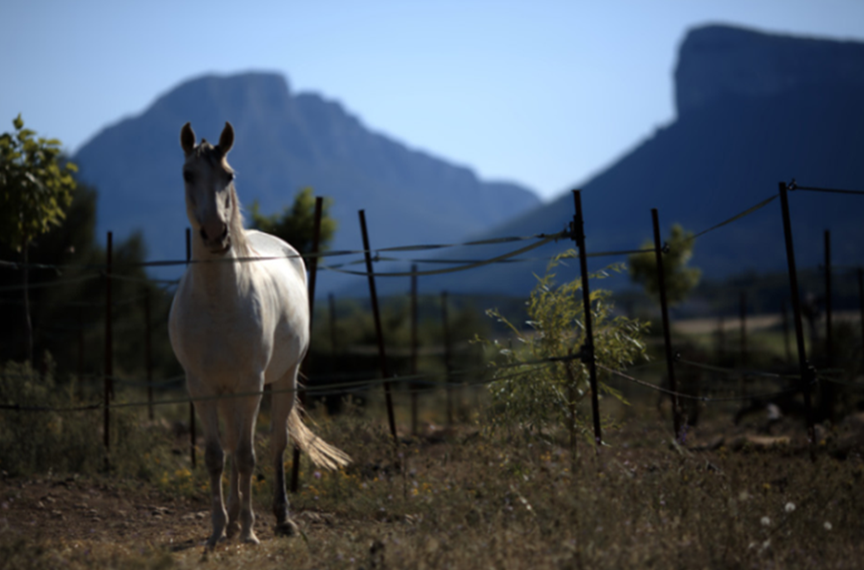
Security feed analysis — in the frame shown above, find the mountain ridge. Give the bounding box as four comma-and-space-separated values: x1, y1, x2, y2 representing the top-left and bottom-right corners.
401, 24, 864, 297
73, 71, 541, 282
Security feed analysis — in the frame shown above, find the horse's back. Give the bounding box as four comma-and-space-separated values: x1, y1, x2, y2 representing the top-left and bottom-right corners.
245, 229, 307, 286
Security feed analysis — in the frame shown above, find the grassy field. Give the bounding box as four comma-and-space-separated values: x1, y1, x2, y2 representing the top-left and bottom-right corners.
1, 381, 863, 570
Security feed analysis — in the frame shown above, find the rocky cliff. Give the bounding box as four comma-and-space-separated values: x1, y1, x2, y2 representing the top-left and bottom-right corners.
411, 24, 864, 297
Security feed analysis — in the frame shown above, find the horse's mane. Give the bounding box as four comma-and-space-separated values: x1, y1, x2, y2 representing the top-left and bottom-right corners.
194, 140, 251, 258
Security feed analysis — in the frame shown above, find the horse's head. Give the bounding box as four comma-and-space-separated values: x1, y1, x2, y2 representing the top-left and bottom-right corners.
180, 122, 239, 255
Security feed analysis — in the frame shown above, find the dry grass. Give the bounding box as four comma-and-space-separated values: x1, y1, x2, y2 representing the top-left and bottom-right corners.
1, 395, 863, 570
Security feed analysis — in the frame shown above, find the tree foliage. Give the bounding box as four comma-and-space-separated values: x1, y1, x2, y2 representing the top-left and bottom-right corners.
248, 187, 336, 255
476, 254, 649, 437
0, 114, 77, 250
628, 224, 701, 305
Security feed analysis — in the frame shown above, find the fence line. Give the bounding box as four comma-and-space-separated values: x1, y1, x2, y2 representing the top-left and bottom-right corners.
2, 178, 864, 466
6, 347, 852, 415
0, 182, 795, 279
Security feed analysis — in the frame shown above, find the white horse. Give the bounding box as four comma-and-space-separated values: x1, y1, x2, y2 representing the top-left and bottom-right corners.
169, 121, 350, 548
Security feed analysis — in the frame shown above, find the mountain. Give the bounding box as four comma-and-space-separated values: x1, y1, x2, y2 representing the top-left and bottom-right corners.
72, 73, 541, 285
409, 24, 864, 297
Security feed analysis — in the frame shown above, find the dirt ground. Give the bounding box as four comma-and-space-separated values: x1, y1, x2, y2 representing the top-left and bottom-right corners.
2, 410, 862, 568
0, 474, 214, 551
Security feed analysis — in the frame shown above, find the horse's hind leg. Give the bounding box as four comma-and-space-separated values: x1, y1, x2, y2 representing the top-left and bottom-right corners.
195, 395, 228, 549
223, 389, 263, 545
270, 369, 299, 535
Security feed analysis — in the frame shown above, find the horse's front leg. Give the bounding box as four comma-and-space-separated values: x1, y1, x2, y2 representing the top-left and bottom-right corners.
195, 395, 227, 549
223, 389, 263, 544
270, 371, 299, 535
224, 449, 241, 539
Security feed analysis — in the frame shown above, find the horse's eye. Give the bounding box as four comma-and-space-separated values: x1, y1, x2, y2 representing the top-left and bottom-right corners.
183, 171, 194, 184
227, 172, 235, 182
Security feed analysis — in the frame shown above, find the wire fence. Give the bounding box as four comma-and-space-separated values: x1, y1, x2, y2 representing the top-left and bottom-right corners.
2, 179, 864, 466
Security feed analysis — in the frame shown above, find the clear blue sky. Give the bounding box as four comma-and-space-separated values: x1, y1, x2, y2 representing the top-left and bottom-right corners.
3, 1, 863, 201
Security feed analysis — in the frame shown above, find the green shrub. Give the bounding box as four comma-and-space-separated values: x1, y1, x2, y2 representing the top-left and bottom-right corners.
476, 253, 649, 439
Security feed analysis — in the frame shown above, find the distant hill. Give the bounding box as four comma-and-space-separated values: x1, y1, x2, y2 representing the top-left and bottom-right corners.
72, 73, 541, 286
406, 24, 864, 297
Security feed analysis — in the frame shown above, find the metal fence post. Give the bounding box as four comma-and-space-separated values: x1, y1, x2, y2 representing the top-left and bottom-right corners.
822, 229, 835, 422
778, 182, 816, 456
571, 190, 602, 447
291, 197, 324, 494
103, 231, 113, 465
186, 228, 196, 469
358, 210, 398, 444
651, 209, 682, 441
145, 287, 153, 421
441, 291, 454, 426
410, 265, 419, 436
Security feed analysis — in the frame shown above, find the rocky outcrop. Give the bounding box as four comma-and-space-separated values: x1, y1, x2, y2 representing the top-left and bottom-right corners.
675, 24, 864, 116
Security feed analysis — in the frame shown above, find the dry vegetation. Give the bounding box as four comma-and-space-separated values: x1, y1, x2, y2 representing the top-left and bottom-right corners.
1, 380, 863, 570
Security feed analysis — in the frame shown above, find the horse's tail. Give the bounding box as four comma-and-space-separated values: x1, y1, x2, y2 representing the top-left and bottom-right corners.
288, 407, 351, 470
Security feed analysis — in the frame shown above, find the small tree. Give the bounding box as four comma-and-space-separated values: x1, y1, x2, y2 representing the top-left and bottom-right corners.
0, 115, 77, 362
476, 253, 648, 441
249, 187, 336, 255
628, 224, 701, 305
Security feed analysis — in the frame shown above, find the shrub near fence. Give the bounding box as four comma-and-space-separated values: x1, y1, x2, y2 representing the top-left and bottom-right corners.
1, 180, 863, 477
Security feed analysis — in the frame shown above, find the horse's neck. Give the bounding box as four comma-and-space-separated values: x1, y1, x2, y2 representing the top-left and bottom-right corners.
188, 234, 254, 296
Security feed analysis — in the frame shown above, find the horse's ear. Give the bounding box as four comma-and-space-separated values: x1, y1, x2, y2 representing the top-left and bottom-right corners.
180, 122, 196, 156
217, 122, 234, 155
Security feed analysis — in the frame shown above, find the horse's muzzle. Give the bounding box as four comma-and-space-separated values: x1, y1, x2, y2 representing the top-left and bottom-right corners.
200, 224, 230, 255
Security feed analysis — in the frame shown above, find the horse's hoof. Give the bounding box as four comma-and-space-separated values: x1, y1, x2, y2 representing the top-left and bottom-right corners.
274, 519, 299, 537
241, 531, 260, 545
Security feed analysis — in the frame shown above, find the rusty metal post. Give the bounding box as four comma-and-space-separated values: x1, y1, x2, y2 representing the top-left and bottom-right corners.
103, 231, 113, 462
410, 265, 419, 436
571, 190, 602, 447
291, 197, 324, 494
651, 209, 682, 441
358, 210, 398, 444
186, 228, 196, 469
778, 182, 816, 454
